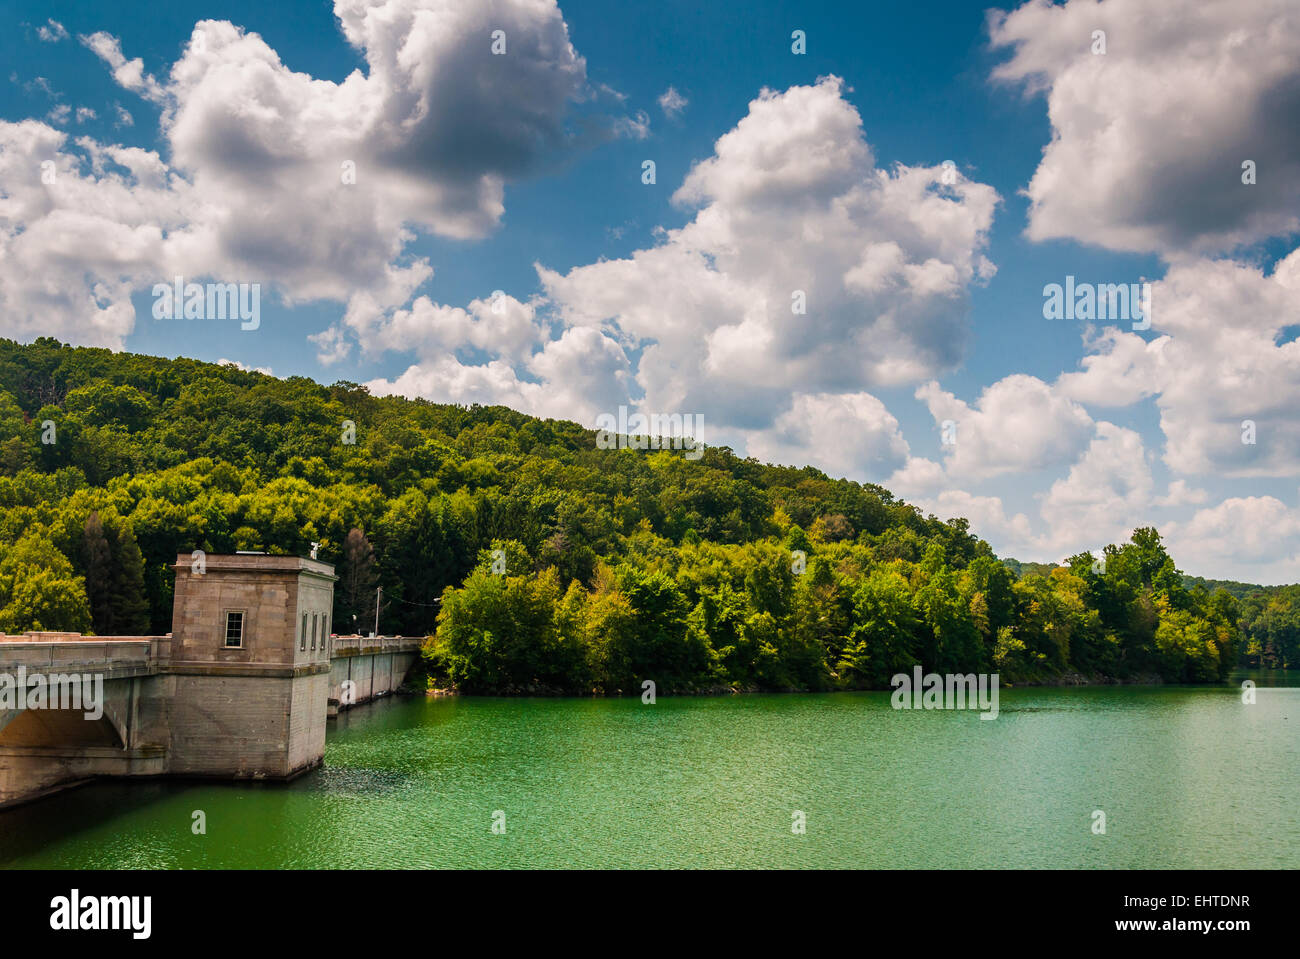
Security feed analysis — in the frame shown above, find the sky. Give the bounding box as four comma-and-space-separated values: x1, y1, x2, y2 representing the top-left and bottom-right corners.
2, 0, 1299, 583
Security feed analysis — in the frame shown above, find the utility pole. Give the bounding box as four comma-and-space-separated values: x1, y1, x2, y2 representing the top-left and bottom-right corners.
374, 586, 382, 638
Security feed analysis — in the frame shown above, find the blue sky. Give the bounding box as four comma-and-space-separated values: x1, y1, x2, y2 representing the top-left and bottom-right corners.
3, 0, 1299, 582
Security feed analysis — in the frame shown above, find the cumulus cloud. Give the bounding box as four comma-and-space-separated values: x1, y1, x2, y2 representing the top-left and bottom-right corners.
1166, 496, 1300, 583
903, 399, 1300, 583
921, 436, 1164, 576
154, 2, 620, 311
0, 121, 192, 347
360, 292, 545, 365
743, 392, 910, 481
538, 76, 998, 433
354, 76, 999, 480
887, 456, 947, 499
901, 377, 1174, 562
990, 0, 1300, 255
914, 489, 1038, 552
368, 324, 633, 426
1038, 422, 1154, 551
1, 1, 640, 349
1058, 250, 1300, 477
1153, 479, 1208, 508
918, 373, 1094, 479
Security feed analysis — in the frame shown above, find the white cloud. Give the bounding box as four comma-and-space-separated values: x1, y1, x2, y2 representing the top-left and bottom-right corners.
1056, 326, 1169, 407
341, 291, 544, 365
218, 358, 273, 375
1165, 496, 1300, 583
24, 77, 55, 98
887, 456, 947, 498
1, 1, 639, 349
1038, 421, 1154, 552
367, 325, 633, 427
0, 122, 190, 347
37, 20, 68, 43
353, 76, 999, 484
991, 0, 1300, 255
538, 76, 998, 435
907, 418, 1155, 563
658, 86, 687, 118
80, 31, 167, 103
1058, 250, 1300, 477
915, 489, 1038, 553
743, 392, 910, 481
1153, 479, 1208, 508
917, 373, 1094, 479
905, 410, 1300, 583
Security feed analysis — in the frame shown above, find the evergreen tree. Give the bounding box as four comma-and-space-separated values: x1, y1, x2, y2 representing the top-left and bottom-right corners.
109, 523, 151, 634
336, 527, 379, 636
81, 511, 114, 634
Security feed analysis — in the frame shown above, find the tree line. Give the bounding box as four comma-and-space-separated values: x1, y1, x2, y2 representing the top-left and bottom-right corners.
0, 337, 1273, 691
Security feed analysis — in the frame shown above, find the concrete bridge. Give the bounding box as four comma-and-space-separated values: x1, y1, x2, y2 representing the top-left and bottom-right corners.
0, 554, 422, 808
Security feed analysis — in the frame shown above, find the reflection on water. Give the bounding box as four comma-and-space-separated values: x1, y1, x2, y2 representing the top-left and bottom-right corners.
0, 671, 1296, 869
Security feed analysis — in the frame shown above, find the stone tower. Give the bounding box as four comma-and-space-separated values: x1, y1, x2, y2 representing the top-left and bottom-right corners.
167, 553, 337, 779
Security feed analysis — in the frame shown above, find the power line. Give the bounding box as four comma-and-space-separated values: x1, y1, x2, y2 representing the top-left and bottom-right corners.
383, 593, 444, 608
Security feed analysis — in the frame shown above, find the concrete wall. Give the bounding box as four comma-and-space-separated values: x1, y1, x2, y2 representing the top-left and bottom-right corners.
327, 640, 420, 715
0, 744, 166, 806
287, 672, 329, 773
0, 556, 423, 808
0, 668, 171, 806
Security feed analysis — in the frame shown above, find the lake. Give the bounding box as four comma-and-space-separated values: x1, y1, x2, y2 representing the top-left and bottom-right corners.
1, 671, 1296, 868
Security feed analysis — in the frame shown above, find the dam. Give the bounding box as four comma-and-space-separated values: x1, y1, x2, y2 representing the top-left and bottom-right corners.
0, 553, 421, 808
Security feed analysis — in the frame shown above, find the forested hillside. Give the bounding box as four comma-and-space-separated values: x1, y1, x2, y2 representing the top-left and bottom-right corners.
1180, 577, 1300, 669
0, 337, 1273, 692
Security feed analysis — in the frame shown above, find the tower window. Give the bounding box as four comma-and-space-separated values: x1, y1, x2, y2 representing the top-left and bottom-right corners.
311, 613, 317, 650
224, 611, 244, 648
300, 613, 308, 651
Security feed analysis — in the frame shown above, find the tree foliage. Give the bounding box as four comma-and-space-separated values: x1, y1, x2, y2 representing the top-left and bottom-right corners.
0, 339, 1256, 690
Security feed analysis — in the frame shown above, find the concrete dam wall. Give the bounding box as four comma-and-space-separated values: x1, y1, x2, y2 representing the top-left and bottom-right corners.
0, 553, 424, 809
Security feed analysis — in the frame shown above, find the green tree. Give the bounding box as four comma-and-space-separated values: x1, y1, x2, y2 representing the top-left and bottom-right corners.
0, 532, 91, 633
81, 510, 114, 634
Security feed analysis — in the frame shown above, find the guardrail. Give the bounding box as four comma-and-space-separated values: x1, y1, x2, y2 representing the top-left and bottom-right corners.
0, 637, 167, 675
328, 635, 424, 657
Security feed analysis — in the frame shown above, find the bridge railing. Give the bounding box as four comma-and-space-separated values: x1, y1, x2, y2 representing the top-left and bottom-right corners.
0, 636, 168, 674
327, 635, 424, 658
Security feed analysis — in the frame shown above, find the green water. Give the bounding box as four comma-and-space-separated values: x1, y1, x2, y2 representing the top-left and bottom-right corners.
1, 672, 1296, 868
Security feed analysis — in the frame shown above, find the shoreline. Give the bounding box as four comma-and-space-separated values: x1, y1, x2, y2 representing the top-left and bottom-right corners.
417, 668, 1291, 699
